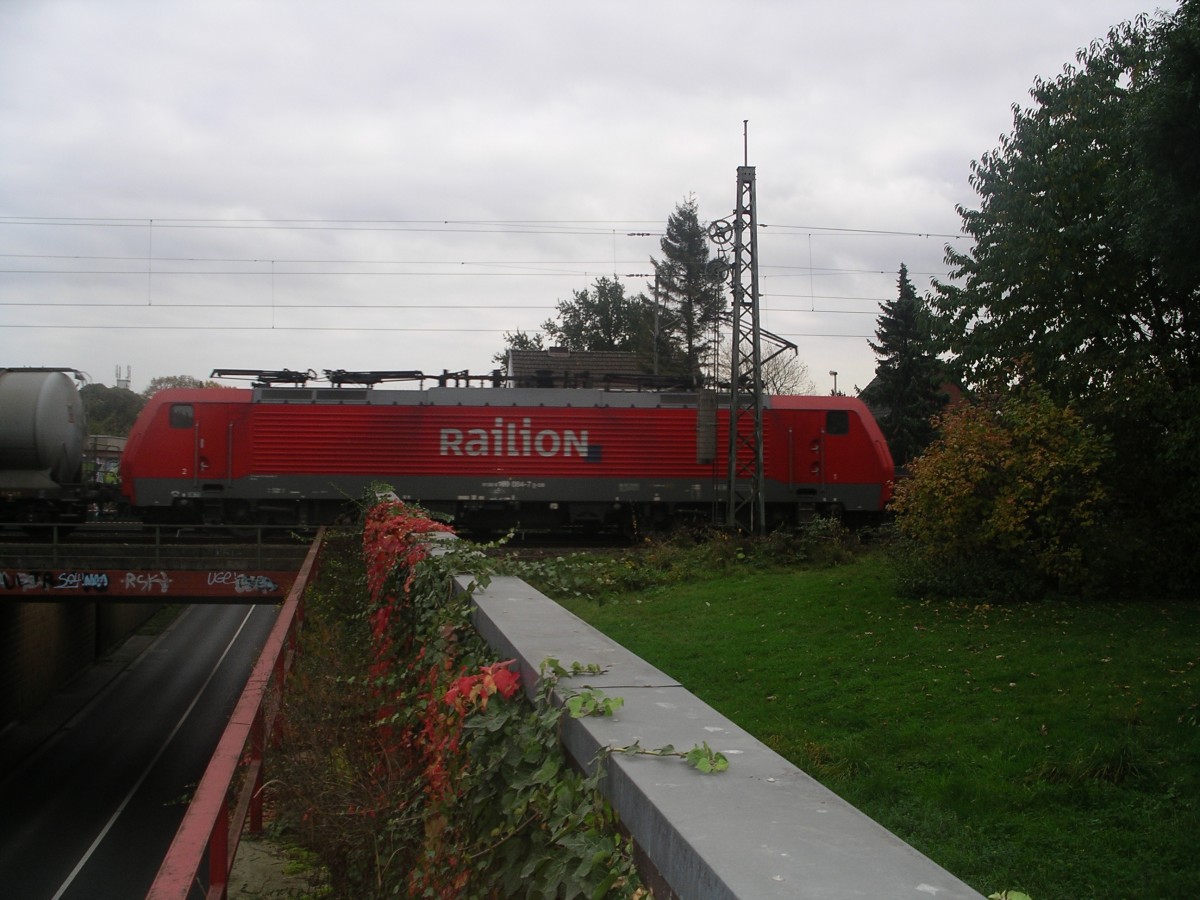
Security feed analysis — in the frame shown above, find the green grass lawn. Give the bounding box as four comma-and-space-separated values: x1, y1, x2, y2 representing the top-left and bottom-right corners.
535, 547, 1200, 899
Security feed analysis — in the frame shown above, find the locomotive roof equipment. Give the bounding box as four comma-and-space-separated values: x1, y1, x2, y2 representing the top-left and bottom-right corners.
209, 368, 317, 387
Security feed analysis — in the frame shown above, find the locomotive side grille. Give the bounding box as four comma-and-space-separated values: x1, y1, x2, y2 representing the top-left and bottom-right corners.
250, 408, 409, 473
243, 405, 763, 477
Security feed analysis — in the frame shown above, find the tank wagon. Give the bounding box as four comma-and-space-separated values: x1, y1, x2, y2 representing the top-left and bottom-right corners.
0, 367, 89, 522
120, 379, 894, 533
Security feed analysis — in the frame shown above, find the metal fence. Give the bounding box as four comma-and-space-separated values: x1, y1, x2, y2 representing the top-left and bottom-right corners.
145, 528, 324, 900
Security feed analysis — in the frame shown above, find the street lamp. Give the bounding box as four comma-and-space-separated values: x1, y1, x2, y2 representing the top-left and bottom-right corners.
829, 370, 838, 395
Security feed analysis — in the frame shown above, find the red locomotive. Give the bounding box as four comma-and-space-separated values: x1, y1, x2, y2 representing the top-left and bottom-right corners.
119, 377, 894, 533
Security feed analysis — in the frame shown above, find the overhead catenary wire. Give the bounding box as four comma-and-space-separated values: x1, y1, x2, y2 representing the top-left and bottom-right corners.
0, 322, 876, 339
0, 253, 654, 265
0, 253, 950, 278
0, 298, 891, 312
0, 217, 959, 290
0, 214, 951, 348
0, 215, 967, 241
0, 218, 667, 237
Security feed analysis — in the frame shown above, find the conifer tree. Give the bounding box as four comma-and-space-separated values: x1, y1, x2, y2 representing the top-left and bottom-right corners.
651, 197, 726, 386
861, 264, 946, 467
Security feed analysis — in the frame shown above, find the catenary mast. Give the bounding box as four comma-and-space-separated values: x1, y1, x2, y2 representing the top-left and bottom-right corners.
713, 123, 766, 533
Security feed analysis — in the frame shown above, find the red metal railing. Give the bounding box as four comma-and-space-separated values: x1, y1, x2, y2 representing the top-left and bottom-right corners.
146, 528, 325, 900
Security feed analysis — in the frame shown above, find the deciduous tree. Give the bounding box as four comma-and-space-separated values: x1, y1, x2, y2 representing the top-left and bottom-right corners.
717, 342, 814, 395
79, 382, 144, 436
1127, 0, 1200, 298
541, 276, 652, 353
927, 2, 1200, 590
934, 5, 1198, 401
141, 374, 222, 399
493, 277, 657, 372
492, 329, 544, 373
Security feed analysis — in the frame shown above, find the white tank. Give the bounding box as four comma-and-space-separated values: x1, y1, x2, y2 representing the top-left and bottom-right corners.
0, 368, 88, 487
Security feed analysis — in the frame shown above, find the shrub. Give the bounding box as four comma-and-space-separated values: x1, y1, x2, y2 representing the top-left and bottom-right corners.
274, 502, 644, 898
891, 385, 1111, 599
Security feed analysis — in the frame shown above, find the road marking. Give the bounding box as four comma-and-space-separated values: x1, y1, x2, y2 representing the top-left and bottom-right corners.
50, 606, 258, 900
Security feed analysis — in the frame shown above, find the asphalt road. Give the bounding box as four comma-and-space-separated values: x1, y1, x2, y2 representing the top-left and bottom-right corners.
0, 602, 278, 899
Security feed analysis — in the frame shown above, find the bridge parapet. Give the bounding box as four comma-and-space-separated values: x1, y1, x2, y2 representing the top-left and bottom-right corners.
462, 573, 986, 900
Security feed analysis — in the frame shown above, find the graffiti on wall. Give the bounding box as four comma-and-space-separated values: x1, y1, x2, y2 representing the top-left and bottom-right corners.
206, 571, 280, 594
123, 571, 172, 594
1, 570, 113, 592
0, 569, 293, 598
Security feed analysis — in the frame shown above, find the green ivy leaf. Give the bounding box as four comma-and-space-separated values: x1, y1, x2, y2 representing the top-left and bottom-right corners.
591, 871, 619, 900
530, 756, 561, 786
685, 741, 730, 774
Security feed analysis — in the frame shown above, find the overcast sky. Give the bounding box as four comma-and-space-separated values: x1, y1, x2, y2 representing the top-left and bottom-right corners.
0, 0, 1170, 395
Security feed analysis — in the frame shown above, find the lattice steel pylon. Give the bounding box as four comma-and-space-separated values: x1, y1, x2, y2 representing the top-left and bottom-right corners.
712, 165, 766, 533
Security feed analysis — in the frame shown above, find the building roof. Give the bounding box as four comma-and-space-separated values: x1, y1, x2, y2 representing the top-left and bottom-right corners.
507, 349, 663, 389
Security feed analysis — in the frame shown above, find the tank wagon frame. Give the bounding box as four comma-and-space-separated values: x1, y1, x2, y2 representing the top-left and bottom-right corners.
120, 383, 894, 534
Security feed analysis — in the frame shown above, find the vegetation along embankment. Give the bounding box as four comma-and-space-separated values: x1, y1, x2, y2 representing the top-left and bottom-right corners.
272, 503, 651, 898
266, 502, 1197, 899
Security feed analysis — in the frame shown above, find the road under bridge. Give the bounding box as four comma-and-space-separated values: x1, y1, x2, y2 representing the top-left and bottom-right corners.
1, 525, 312, 731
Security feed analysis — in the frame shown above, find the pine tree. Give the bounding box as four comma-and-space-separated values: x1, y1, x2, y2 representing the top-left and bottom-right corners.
862, 264, 946, 467
651, 197, 726, 386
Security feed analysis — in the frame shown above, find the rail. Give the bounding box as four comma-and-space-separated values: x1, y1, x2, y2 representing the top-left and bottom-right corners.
145, 528, 325, 900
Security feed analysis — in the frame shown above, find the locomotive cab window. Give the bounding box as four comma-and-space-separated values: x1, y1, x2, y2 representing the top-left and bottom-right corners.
169, 404, 194, 429
826, 410, 850, 435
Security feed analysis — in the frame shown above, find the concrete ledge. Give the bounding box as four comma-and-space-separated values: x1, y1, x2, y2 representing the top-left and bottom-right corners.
462, 574, 985, 900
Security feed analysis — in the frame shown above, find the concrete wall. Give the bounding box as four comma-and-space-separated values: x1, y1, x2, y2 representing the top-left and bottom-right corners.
462, 574, 986, 900
0, 601, 95, 727
0, 601, 160, 729
97, 602, 162, 654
